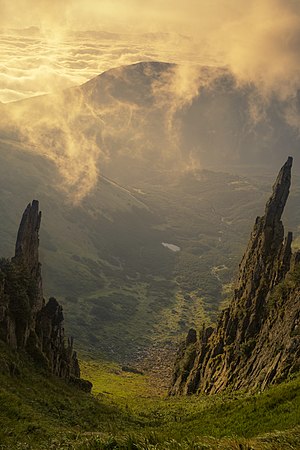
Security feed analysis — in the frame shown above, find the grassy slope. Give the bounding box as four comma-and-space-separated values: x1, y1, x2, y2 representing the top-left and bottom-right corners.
1, 342, 300, 450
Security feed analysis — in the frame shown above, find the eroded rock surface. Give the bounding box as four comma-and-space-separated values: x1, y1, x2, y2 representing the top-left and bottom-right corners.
170, 157, 300, 395
0, 201, 91, 392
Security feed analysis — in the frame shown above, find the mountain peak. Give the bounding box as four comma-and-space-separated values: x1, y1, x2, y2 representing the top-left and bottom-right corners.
264, 156, 292, 225
13, 200, 43, 312
14, 200, 41, 271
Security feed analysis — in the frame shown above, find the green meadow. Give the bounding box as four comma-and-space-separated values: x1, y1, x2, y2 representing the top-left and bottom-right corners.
1, 340, 300, 450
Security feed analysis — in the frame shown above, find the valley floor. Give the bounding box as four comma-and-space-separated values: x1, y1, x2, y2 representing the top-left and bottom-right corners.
1, 343, 300, 450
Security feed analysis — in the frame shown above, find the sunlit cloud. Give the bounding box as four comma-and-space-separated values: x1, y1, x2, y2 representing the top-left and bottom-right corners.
214, 0, 300, 100
1, 0, 299, 103
0, 0, 299, 203
0, 30, 202, 103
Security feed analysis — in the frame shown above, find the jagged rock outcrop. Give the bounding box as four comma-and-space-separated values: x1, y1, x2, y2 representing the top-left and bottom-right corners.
37, 297, 80, 379
170, 157, 300, 395
0, 201, 92, 392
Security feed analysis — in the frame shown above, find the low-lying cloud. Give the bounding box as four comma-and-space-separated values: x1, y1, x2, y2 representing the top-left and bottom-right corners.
1, 0, 299, 103
0, 30, 202, 103
0, 0, 299, 202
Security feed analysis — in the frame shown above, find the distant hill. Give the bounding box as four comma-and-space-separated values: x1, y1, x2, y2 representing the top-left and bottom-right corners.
2, 61, 299, 185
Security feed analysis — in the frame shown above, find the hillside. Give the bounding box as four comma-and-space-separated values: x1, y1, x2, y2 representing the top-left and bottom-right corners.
1, 342, 300, 449
3, 62, 300, 181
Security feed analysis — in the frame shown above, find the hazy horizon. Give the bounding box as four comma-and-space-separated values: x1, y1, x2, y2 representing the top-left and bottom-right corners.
1, 0, 300, 103
0, 1, 299, 203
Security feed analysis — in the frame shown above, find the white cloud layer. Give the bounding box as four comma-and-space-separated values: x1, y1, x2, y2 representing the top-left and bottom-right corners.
1, 0, 300, 103
0, 30, 209, 102
0, 0, 299, 203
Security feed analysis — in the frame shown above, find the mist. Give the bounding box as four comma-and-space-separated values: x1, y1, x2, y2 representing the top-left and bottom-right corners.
1, 0, 300, 100
0, 0, 299, 202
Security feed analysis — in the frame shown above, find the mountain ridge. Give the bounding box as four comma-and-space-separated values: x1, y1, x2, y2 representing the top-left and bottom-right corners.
2, 61, 299, 183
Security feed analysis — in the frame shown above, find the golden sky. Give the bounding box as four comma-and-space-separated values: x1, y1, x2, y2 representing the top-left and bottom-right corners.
1, 0, 299, 202
0, 0, 300, 102
0, 0, 241, 31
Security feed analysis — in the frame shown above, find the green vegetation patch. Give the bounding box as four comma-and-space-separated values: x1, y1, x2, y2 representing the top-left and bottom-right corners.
1, 344, 300, 449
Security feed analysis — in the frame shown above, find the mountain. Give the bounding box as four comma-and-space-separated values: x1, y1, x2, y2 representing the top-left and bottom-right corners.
170, 157, 300, 395
2, 61, 300, 184
1, 63, 300, 450
0, 62, 300, 362
0, 200, 91, 391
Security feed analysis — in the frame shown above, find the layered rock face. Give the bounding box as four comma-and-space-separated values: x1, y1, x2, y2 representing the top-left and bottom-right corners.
170, 157, 300, 395
0, 201, 91, 391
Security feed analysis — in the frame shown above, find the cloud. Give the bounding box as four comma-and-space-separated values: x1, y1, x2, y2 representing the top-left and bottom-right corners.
0, 66, 76, 96
0, 0, 300, 202
0, 29, 201, 103
0, 1, 71, 29
214, 0, 300, 99
1, 0, 299, 101
2, 90, 103, 204
1, 61, 203, 203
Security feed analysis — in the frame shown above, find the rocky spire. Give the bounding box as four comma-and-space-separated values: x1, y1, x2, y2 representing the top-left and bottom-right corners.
13, 200, 43, 311
231, 156, 293, 339
264, 156, 292, 226
170, 157, 300, 395
14, 200, 41, 271
0, 201, 91, 391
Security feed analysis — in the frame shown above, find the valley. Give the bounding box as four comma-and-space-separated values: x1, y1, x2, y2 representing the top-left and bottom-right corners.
2, 137, 300, 364
1, 60, 300, 449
